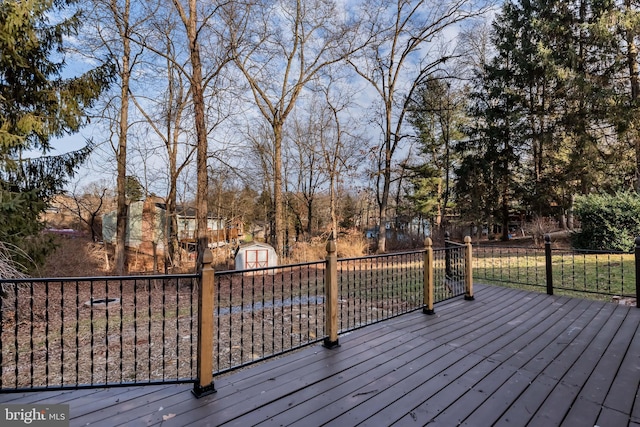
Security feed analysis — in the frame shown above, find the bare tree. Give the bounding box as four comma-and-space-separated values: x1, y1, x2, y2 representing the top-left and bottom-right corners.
348, 0, 488, 252
287, 102, 328, 239
318, 79, 364, 239
130, 0, 233, 269
129, 8, 196, 270
60, 184, 111, 242
169, 0, 209, 267
244, 120, 276, 241
287, 74, 365, 239
224, 0, 360, 257
84, 0, 156, 273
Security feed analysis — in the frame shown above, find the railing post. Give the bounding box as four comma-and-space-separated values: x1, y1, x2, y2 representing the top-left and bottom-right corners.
323, 236, 339, 348
635, 237, 640, 308
464, 236, 475, 301
193, 249, 216, 397
423, 237, 435, 314
545, 234, 553, 296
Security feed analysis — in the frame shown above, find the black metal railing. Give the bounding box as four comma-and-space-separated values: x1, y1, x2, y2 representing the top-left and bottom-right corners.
435, 240, 467, 302
0, 274, 198, 392
213, 262, 326, 374
548, 248, 634, 298
336, 242, 467, 334
336, 251, 423, 332
0, 238, 475, 394
473, 245, 547, 291
473, 235, 639, 303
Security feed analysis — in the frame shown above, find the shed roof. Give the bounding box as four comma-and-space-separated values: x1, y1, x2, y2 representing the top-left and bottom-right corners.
234, 241, 276, 258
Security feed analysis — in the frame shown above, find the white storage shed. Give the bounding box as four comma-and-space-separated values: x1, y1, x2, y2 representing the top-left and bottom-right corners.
234, 242, 278, 271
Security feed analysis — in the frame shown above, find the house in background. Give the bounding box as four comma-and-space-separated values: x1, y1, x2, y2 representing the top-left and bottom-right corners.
247, 221, 268, 241
102, 198, 243, 256
175, 207, 242, 247
102, 197, 166, 256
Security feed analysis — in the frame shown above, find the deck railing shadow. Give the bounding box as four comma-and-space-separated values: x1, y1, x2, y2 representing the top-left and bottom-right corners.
0, 237, 473, 395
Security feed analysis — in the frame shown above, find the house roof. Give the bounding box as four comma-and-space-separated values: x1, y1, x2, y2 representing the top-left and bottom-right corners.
175, 206, 224, 220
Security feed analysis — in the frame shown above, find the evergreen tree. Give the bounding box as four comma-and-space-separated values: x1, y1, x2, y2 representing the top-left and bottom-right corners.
456, 6, 528, 239
457, 0, 631, 235
0, 0, 112, 271
407, 77, 466, 228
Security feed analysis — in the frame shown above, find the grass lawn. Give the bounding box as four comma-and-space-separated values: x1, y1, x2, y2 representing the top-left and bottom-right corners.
473, 246, 636, 300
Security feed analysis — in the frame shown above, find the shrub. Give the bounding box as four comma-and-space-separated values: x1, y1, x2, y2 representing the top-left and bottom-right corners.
524, 217, 558, 247
571, 192, 640, 252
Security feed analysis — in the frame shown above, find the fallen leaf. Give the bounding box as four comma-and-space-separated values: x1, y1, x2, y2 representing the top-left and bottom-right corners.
163, 413, 176, 421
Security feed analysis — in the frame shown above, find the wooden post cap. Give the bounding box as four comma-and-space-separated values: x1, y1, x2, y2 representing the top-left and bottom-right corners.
202, 249, 213, 265
326, 238, 336, 254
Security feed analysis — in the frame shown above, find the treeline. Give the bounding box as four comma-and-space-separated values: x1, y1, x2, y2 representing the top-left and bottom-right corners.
405, 0, 640, 241
3, 0, 640, 273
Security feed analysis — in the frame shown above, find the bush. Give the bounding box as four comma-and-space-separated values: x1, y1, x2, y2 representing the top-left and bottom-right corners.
571, 192, 640, 252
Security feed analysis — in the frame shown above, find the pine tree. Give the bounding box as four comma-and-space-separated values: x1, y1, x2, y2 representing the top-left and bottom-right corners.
0, 0, 113, 271
456, 3, 529, 240
459, 0, 630, 234
407, 77, 466, 228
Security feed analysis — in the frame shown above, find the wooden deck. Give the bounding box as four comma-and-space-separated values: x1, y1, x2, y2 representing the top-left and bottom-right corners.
2, 284, 640, 426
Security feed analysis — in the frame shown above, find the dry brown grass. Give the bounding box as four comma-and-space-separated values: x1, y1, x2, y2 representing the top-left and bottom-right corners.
336, 231, 370, 258
287, 231, 369, 264
38, 236, 201, 276
35, 230, 373, 279
0, 242, 28, 280
38, 236, 109, 277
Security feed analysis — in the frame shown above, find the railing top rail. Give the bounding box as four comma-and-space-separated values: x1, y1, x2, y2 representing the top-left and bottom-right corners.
216, 259, 325, 276
0, 272, 199, 284
473, 244, 632, 255
337, 249, 424, 262
444, 240, 466, 247
473, 244, 544, 250
569, 248, 632, 255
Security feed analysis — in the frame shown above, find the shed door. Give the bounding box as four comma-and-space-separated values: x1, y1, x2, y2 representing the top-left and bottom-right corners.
246, 249, 269, 269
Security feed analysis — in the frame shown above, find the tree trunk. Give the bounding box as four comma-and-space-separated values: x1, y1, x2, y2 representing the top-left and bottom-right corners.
114, 0, 131, 275
377, 198, 388, 253
273, 121, 284, 258
184, 0, 209, 269
165, 185, 178, 272
306, 198, 313, 237
567, 193, 575, 230
377, 99, 393, 253
329, 174, 337, 240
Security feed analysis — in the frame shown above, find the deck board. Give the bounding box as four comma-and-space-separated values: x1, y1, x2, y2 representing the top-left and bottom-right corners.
1, 283, 639, 427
